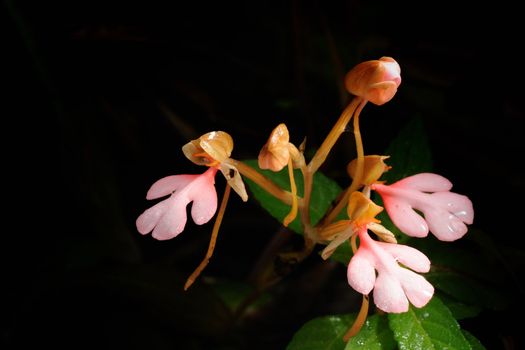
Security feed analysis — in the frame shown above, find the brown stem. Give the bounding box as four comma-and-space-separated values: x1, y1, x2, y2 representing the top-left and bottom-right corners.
184, 184, 231, 290
308, 97, 361, 173
343, 294, 369, 342
232, 159, 293, 205
283, 158, 299, 227
300, 166, 313, 226
321, 100, 368, 226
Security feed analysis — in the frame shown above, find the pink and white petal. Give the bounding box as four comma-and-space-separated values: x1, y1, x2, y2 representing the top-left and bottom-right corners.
136, 199, 169, 235
398, 268, 434, 308
430, 192, 474, 224
382, 195, 429, 237
146, 175, 198, 200
376, 242, 431, 273
393, 173, 452, 193
424, 208, 468, 241
347, 250, 376, 295
190, 184, 218, 225
373, 272, 409, 313
151, 199, 189, 240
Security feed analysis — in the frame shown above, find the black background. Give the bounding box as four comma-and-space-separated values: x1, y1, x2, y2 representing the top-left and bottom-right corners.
4, 1, 524, 349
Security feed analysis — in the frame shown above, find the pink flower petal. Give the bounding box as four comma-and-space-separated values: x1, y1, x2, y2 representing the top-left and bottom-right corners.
137, 168, 220, 240
347, 230, 434, 313
151, 198, 188, 240
376, 242, 431, 273
347, 250, 376, 295
373, 174, 473, 241
424, 208, 468, 241
392, 173, 452, 192
430, 192, 474, 224
382, 194, 429, 237
373, 272, 409, 313
398, 268, 434, 308
136, 199, 169, 235
146, 175, 198, 200
189, 179, 218, 225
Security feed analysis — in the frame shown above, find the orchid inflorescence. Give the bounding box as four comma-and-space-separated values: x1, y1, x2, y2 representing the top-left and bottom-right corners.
136, 57, 474, 340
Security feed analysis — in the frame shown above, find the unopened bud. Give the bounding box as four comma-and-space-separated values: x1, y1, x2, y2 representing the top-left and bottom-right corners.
345, 57, 401, 105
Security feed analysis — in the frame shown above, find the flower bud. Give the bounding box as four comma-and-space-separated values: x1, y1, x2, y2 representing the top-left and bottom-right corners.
347, 155, 390, 186
345, 57, 401, 105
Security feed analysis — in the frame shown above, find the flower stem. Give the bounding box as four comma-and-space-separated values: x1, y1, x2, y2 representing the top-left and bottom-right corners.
299, 97, 361, 241
343, 294, 369, 342
184, 183, 231, 290
232, 159, 293, 205
308, 97, 362, 173
283, 158, 299, 227
321, 99, 368, 226
300, 166, 313, 226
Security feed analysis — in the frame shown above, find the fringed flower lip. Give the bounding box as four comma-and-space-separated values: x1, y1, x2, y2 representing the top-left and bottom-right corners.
372, 173, 474, 241
348, 227, 434, 313
136, 167, 218, 240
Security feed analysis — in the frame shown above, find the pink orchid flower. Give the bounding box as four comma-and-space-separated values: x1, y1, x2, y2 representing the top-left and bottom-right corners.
372, 173, 474, 241
136, 167, 218, 240
348, 227, 434, 313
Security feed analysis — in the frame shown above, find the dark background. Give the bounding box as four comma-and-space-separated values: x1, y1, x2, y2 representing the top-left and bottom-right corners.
4, 1, 524, 349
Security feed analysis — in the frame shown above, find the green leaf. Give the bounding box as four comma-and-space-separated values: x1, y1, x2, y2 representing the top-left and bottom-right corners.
329, 240, 352, 265
407, 236, 511, 311
210, 279, 271, 314
388, 296, 471, 350
425, 271, 508, 311
462, 331, 486, 350
287, 314, 395, 350
287, 314, 355, 350
345, 315, 396, 350
243, 159, 342, 234
381, 117, 433, 184
437, 293, 481, 320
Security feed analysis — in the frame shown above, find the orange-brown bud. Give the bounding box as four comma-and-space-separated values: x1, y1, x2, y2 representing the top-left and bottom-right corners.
345, 57, 401, 105
347, 155, 390, 186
